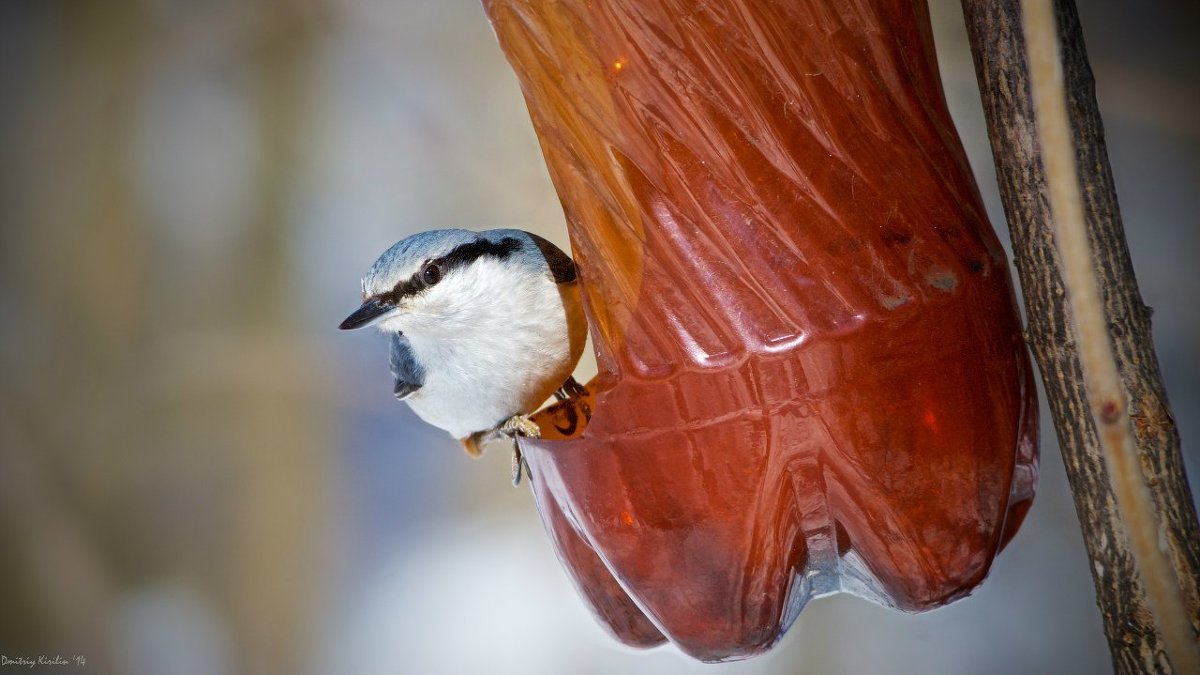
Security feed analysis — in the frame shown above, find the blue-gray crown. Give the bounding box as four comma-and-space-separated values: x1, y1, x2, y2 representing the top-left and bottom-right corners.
362, 229, 479, 297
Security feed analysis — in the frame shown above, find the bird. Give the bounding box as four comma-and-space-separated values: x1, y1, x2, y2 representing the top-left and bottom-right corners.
339, 228, 589, 480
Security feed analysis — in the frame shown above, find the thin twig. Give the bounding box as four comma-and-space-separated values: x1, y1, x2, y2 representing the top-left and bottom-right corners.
1020, 0, 1200, 671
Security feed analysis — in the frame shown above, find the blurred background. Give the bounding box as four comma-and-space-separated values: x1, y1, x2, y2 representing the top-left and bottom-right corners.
0, 0, 1195, 673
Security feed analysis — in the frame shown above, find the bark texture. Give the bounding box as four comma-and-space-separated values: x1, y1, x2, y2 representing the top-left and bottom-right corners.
961, 0, 1200, 672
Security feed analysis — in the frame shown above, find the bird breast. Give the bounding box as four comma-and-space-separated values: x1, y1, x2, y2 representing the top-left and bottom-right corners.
400, 259, 586, 439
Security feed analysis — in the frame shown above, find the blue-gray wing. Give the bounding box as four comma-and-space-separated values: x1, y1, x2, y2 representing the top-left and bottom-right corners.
389, 333, 425, 400
524, 232, 577, 283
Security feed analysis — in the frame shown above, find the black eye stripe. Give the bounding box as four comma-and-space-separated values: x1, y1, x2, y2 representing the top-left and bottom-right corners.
375, 236, 522, 305
436, 237, 522, 272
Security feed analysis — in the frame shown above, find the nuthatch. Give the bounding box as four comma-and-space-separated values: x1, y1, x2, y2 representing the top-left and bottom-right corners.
339, 229, 588, 478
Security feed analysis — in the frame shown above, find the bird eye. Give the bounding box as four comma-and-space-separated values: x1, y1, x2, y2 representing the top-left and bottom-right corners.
421, 262, 442, 286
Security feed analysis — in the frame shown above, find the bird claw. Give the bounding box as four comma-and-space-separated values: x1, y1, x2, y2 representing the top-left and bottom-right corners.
510, 442, 528, 487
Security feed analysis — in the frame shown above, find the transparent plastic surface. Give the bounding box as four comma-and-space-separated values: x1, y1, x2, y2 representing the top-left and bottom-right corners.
486, 0, 1039, 662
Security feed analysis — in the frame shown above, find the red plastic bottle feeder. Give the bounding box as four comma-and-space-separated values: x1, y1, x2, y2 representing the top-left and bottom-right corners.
485, 0, 1039, 662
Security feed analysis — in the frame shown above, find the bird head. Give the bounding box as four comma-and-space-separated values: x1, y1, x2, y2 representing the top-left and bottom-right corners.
338, 229, 530, 335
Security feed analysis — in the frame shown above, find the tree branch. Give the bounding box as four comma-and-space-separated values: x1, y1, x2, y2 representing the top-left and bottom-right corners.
961, 0, 1200, 672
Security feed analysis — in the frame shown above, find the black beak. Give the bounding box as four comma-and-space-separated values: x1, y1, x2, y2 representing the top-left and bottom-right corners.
339, 298, 393, 330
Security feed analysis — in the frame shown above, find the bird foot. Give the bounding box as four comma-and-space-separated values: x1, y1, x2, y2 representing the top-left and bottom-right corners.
497, 414, 539, 487
499, 413, 542, 439
554, 375, 589, 402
